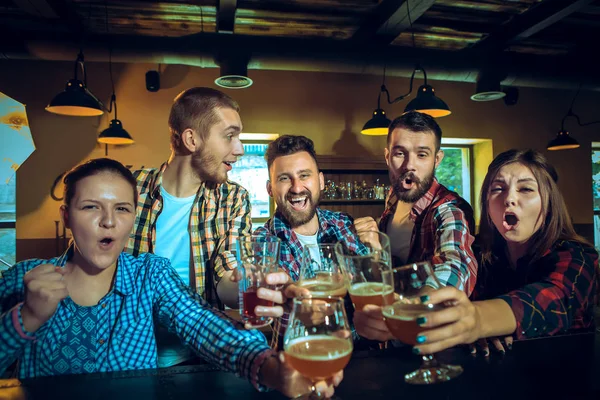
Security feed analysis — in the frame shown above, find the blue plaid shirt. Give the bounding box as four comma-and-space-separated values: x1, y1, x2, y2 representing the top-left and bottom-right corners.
255, 208, 367, 348
0, 250, 272, 386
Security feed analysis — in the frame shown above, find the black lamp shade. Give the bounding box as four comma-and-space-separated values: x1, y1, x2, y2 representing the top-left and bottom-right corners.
361, 108, 391, 136
215, 57, 253, 89
404, 84, 451, 118
46, 79, 104, 116
98, 119, 134, 145
547, 130, 580, 151
471, 73, 506, 102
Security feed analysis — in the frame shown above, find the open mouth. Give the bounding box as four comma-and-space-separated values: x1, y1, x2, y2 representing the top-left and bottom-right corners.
288, 195, 309, 211
503, 212, 519, 230
99, 237, 115, 247
402, 177, 414, 190
223, 161, 235, 170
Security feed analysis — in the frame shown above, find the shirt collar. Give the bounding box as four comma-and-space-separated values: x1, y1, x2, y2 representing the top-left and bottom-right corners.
150, 161, 220, 201
55, 245, 134, 296
149, 162, 169, 200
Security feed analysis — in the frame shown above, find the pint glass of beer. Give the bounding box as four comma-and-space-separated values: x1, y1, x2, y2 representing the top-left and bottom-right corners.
237, 235, 280, 328
284, 296, 353, 397
297, 244, 347, 298
335, 231, 393, 311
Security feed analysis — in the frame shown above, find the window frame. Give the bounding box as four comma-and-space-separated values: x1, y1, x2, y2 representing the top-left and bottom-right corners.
232, 140, 275, 226
439, 144, 475, 205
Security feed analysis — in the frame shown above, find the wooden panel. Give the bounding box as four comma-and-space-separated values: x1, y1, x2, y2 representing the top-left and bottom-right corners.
391, 27, 483, 50
506, 40, 572, 56
432, 0, 541, 15
316, 155, 387, 171
238, 0, 378, 14
72, 0, 217, 36
234, 8, 360, 39
319, 203, 386, 220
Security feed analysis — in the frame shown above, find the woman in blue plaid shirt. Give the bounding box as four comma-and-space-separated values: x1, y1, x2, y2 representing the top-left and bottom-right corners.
0, 158, 343, 398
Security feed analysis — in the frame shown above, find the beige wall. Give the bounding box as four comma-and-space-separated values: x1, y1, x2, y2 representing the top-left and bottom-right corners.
2, 59, 599, 241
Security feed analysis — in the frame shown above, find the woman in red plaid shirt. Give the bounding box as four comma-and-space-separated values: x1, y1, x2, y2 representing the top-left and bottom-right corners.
409, 149, 598, 356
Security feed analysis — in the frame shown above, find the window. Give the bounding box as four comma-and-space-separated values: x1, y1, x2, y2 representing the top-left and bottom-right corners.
0, 177, 16, 269
437, 145, 473, 204
592, 147, 600, 249
229, 143, 273, 231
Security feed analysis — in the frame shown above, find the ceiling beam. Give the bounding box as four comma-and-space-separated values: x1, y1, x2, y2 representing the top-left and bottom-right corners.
352, 0, 435, 44
11, 0, 58, 18
0, 25, 29, 59
217, 0, 238, 34
33, 0, 85, 35
470, 0, 595, 54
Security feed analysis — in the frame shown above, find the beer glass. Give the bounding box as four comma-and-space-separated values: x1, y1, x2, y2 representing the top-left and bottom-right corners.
237, 235, 280, 328
381, 261, 463, 384
284, 296, 353, 399
297, 244, 347, 298
335, 231, 393, 311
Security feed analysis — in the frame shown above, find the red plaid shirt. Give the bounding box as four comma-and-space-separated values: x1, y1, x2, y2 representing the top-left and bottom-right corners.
473, 240, 598, 339
379, 178, 477, 295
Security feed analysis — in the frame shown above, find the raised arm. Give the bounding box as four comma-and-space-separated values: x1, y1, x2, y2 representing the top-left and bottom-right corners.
214, 185, 252, 308
431, 202, 477, 296
410, 242, 598, 354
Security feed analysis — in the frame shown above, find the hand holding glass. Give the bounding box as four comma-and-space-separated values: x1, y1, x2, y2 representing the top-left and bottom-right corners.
237, 235, 280, 328
381, 261, 463, 384
335, 231, 393, 311
284, 296, 353, 399
297, 244, 347, 298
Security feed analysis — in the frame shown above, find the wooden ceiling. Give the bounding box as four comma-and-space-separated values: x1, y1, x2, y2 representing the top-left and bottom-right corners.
1, 1, 599, 87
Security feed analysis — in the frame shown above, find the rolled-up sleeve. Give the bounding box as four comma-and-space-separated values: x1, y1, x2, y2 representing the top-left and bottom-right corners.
498, 243, 597, 339
431, 202, 477, 296
213, 185, 252, 281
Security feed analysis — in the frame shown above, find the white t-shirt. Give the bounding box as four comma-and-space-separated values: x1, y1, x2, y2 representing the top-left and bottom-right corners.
295, 231, 322, 270
386, 203, 415, 265
155, 186, 196, 285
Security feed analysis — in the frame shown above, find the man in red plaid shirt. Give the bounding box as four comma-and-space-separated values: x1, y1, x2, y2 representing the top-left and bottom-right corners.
352, 111, 477, 342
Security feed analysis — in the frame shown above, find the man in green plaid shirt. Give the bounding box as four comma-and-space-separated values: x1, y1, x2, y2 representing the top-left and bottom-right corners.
125, 87, 251, 365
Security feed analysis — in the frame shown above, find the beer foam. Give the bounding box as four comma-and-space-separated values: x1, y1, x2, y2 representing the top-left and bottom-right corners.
382, 303, 431, 321
349, 282, 393, 296
285, 335, 353, 361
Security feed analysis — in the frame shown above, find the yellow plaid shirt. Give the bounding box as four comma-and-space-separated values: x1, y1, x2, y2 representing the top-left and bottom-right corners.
125, 162, 252, 307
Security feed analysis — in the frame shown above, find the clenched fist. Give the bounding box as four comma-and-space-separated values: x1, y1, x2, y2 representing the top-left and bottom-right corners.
353, 217, 382, 250
21, 264, 69, 333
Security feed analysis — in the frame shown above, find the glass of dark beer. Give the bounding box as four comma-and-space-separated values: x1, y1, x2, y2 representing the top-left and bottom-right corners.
237, 235, 280, 328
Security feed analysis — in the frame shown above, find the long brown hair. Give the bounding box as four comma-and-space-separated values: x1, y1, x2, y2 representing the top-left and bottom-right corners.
479, 149, 590, 263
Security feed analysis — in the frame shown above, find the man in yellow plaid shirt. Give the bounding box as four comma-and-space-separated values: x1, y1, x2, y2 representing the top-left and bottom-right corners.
125, 87, 251, 366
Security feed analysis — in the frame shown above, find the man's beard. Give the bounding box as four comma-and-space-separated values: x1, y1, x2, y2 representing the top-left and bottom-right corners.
278, 190, 320, 229
391, 168, 435, 203
191, 147, 227, 184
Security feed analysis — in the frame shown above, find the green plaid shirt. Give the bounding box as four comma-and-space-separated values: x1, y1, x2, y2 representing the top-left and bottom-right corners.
125, 162, 252, 306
